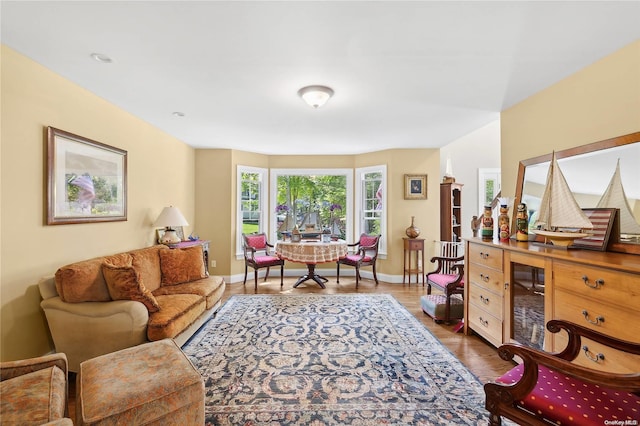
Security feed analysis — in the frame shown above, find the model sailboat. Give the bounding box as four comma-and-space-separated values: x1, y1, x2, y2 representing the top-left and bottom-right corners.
597, 159, 640, 236
532, 152, 593, 247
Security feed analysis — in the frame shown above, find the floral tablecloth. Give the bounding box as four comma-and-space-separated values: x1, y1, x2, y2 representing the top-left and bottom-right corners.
276, 240, 347, 264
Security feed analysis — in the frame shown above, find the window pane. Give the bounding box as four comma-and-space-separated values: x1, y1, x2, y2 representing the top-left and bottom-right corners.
241, 172, 261, 234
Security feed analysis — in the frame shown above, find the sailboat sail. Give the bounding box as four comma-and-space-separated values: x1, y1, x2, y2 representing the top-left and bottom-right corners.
597, 159, 640, 234
534, 152, 593, 231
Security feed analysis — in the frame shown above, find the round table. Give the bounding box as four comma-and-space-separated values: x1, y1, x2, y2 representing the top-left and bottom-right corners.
276, 240, 348, 288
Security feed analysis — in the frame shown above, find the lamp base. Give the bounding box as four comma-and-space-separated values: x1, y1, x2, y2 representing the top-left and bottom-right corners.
160, 229, 181, 245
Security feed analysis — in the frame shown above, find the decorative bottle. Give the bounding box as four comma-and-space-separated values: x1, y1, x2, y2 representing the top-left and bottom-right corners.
481, 206, 494, 239
498, 203, 510, 241
516, 203, 529, 242
405, 216, 420, 238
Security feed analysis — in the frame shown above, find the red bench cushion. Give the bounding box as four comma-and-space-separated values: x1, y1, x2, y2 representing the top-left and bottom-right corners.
497, 363, 640, 425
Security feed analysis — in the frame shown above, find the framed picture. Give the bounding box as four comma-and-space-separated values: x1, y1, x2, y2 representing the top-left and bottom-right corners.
47, 127, 127, 225
175, 226, 185, 241
404, 174, 427, 200
570, 208, 618, 251
156, 229, 165, 244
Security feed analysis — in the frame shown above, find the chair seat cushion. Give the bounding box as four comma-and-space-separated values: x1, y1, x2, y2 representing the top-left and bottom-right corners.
0, 366, 67, 425
427, 273, 464, 289
254, 255, 281, 266
342, 254, 372, 264
496, 363, 640, 425
420, 294, 464, 320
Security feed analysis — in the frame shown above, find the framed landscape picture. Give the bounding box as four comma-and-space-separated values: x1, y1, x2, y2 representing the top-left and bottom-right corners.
47, 126, 127, 225
404, 174, 427, 200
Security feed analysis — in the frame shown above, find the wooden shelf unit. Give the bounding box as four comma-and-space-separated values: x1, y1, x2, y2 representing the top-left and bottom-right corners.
440, 182, 463, 242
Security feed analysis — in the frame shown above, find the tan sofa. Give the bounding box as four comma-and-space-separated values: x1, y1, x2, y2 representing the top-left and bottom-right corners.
39, 245, 225, 372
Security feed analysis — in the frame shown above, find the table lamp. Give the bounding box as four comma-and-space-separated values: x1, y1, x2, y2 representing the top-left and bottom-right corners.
154, 206, 189, 244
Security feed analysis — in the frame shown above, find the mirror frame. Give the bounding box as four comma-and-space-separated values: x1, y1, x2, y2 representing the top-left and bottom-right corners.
514, 131, 640, 256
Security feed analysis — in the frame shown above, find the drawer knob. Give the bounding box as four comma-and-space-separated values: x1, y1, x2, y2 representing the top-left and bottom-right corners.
480, 295, 490, 304
582, 310, 605, 325
582, 345, 605, 363
479, 317, 489, 327
480, 273, 490, 282
480, 252, 490, 259
582, 275, 605, 289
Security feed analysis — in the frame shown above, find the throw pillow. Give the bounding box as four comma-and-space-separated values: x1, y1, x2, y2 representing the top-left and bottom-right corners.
159, 246, 208, 286
102, 264, 160, 313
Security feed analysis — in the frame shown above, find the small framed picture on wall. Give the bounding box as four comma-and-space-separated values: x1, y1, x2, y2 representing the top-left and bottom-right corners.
404, 174, 427, 200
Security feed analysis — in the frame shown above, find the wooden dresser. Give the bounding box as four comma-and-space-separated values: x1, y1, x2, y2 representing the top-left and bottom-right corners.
464, 238, 640, 373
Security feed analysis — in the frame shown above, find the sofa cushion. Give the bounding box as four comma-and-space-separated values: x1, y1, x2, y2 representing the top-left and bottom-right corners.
159, 246, 207, 286
153, 276, 225, 310
55, 258, 112, 303
129, 245, 167, 292
147, 294, 206, 341
0, 366, 66, 425
102, 264, 160, 313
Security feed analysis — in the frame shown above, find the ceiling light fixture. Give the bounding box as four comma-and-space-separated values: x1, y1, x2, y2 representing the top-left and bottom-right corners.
297, 85, 334, 108
90, 53, 113, 63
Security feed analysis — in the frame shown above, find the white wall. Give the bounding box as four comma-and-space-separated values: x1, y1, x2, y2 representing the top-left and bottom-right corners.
440, 120, 501, 240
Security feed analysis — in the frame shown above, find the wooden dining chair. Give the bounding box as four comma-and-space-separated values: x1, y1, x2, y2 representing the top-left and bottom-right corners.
242, 233, 284, 291
336, 234, 380, 288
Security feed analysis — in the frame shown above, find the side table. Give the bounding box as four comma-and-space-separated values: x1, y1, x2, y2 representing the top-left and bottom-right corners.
168, 240, 210, 273
403, 237, 425, 285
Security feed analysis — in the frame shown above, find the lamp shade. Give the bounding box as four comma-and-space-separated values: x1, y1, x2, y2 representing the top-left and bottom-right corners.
298, 85, 334, 108
154, 206, 189, 229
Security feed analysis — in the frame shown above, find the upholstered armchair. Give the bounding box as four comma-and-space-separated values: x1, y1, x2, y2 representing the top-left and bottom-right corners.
0, 352, 73, 425
242, 233, 284, 291
484, 319, 640, 426
336, 234, 380, 288
425, 254, 464, 323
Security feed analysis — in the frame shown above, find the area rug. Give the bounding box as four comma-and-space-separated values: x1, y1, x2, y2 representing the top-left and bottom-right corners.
183, 294, 490, 425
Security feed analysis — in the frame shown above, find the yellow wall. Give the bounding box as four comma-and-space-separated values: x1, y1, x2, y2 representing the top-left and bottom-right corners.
194, 149, 441, 278
501, 41, 640, 198
1, 46, 196, 361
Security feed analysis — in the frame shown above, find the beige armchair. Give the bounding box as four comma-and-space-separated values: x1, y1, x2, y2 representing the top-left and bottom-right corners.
0, 352, 73, 425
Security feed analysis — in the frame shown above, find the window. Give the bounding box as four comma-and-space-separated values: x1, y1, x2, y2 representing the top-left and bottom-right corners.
356, 165, 387, 256
237, 166, 267, 255
270, 169, 353, 242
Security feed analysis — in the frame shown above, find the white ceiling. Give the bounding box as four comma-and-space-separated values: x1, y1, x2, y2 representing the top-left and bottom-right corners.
2, 1, 639, 155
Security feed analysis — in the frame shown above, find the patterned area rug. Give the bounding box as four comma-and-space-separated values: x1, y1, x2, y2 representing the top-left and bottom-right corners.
183, 294, 490, 425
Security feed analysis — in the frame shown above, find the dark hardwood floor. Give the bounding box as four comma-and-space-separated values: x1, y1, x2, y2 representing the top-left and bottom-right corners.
67, 275, 515, 422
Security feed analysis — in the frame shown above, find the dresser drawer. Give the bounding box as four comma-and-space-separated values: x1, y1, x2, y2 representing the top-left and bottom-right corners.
469, 284, 503, 319
468, 264, 505, 295
554, 288, 640, 342
468, 304, 503, 346
468, 243, 503, 271
553, 333, 640, 374
553, 261, 640, 307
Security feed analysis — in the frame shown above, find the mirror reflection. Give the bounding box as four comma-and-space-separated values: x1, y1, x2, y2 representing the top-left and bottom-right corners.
521, 141, 640, 244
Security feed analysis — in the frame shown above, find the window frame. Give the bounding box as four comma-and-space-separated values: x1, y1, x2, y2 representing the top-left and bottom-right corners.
269, 168, 353, 243
355, 165, 387, 256
236, 165, 268, 256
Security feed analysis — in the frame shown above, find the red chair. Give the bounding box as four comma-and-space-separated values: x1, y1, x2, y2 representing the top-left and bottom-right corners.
425, 254, 464, 323
485, 319, 640, 426
242, 233, 284, 291
336, 234, 380, 288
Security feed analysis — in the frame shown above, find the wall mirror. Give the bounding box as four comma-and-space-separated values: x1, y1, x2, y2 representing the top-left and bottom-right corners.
514, 132, 640, 255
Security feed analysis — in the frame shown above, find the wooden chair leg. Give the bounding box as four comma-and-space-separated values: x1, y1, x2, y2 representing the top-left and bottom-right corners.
243, 264, 248, 285
254, 269, 259, 291
355, 266, 360, 289
372, 264, 379, 285
264, 267, 270, 282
